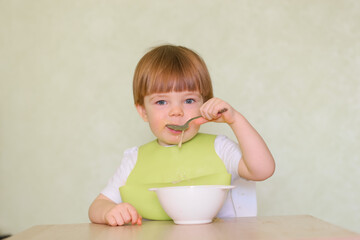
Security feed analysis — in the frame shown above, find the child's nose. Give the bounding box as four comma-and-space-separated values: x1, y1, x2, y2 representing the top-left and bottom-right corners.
169, 105, 184, 116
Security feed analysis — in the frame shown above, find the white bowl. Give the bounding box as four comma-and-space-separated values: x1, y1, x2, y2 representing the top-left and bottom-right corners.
149, 185, 234, 224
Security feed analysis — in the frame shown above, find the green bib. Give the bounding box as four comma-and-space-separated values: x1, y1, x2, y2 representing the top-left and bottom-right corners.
119, 133, 231, 220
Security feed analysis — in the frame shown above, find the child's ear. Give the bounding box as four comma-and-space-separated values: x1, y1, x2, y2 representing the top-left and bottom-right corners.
135, 104, 148, 122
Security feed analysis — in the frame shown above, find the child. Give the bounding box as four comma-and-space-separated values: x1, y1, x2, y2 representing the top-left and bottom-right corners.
88, 44, 275, 226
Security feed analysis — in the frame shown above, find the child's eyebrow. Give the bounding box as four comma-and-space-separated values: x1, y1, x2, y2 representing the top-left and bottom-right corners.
183, 92, 202, 99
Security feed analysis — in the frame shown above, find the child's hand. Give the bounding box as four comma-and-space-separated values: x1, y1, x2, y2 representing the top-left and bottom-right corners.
104, 202, 142, 226
198, 98, 237, 125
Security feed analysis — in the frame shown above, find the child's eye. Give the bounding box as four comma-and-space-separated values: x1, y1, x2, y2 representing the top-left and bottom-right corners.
156, 100, 167, 105
185, 98, 195, 104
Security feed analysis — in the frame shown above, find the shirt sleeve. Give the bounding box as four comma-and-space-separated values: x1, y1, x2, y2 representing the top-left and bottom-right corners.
100, 146, 138, 204
214, 135, 242, 182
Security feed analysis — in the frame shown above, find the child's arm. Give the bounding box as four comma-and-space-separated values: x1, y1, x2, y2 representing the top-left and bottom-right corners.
198, 98, 275, 181
89, 194, 142, 226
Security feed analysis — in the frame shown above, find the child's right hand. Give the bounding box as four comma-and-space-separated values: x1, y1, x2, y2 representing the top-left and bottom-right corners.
197, 97, 237, 125
104, 202, 142, 226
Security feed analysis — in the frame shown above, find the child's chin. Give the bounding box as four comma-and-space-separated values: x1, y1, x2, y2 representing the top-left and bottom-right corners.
158, 139, 178, 146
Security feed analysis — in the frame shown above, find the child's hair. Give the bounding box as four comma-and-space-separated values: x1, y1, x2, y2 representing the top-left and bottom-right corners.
133, 44, 214, 106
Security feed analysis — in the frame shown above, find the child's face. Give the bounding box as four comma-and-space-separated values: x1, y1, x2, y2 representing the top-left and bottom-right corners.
136, 91, 203, 146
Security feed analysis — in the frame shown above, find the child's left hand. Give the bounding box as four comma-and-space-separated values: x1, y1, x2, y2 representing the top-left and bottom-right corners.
196, 98, 237, 125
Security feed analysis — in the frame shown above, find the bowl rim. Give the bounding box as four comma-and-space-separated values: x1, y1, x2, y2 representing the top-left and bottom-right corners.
148, 185, 235, 191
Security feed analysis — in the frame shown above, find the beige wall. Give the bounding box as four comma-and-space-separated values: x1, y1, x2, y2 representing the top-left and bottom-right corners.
1, 0, 359, 234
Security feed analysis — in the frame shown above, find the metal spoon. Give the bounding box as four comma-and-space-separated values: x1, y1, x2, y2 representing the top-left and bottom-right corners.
166, 108, 228, 131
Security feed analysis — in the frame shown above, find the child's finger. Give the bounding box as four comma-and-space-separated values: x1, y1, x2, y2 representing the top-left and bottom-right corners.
127, 208, 139, 225
119, 209, 132, 224
201, 108, 213, 120
193, 117, 208, 125
106, 215, 117, 226
114, 213, 125, 226
201, 98, 225, 120
137, 216, 142, 225
201, 106, 228, 121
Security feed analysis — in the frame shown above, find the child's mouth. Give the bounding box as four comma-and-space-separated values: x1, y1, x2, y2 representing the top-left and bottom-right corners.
167, 126, 183, 134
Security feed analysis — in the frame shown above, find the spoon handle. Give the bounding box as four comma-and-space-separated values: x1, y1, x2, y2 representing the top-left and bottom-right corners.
191, 108, 227, 121
218, 108, 228, 114
187, 115, 202, 122
166, 108, 228, 131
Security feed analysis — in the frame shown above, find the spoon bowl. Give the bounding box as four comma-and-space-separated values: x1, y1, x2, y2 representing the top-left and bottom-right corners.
166, 116, 202, 131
